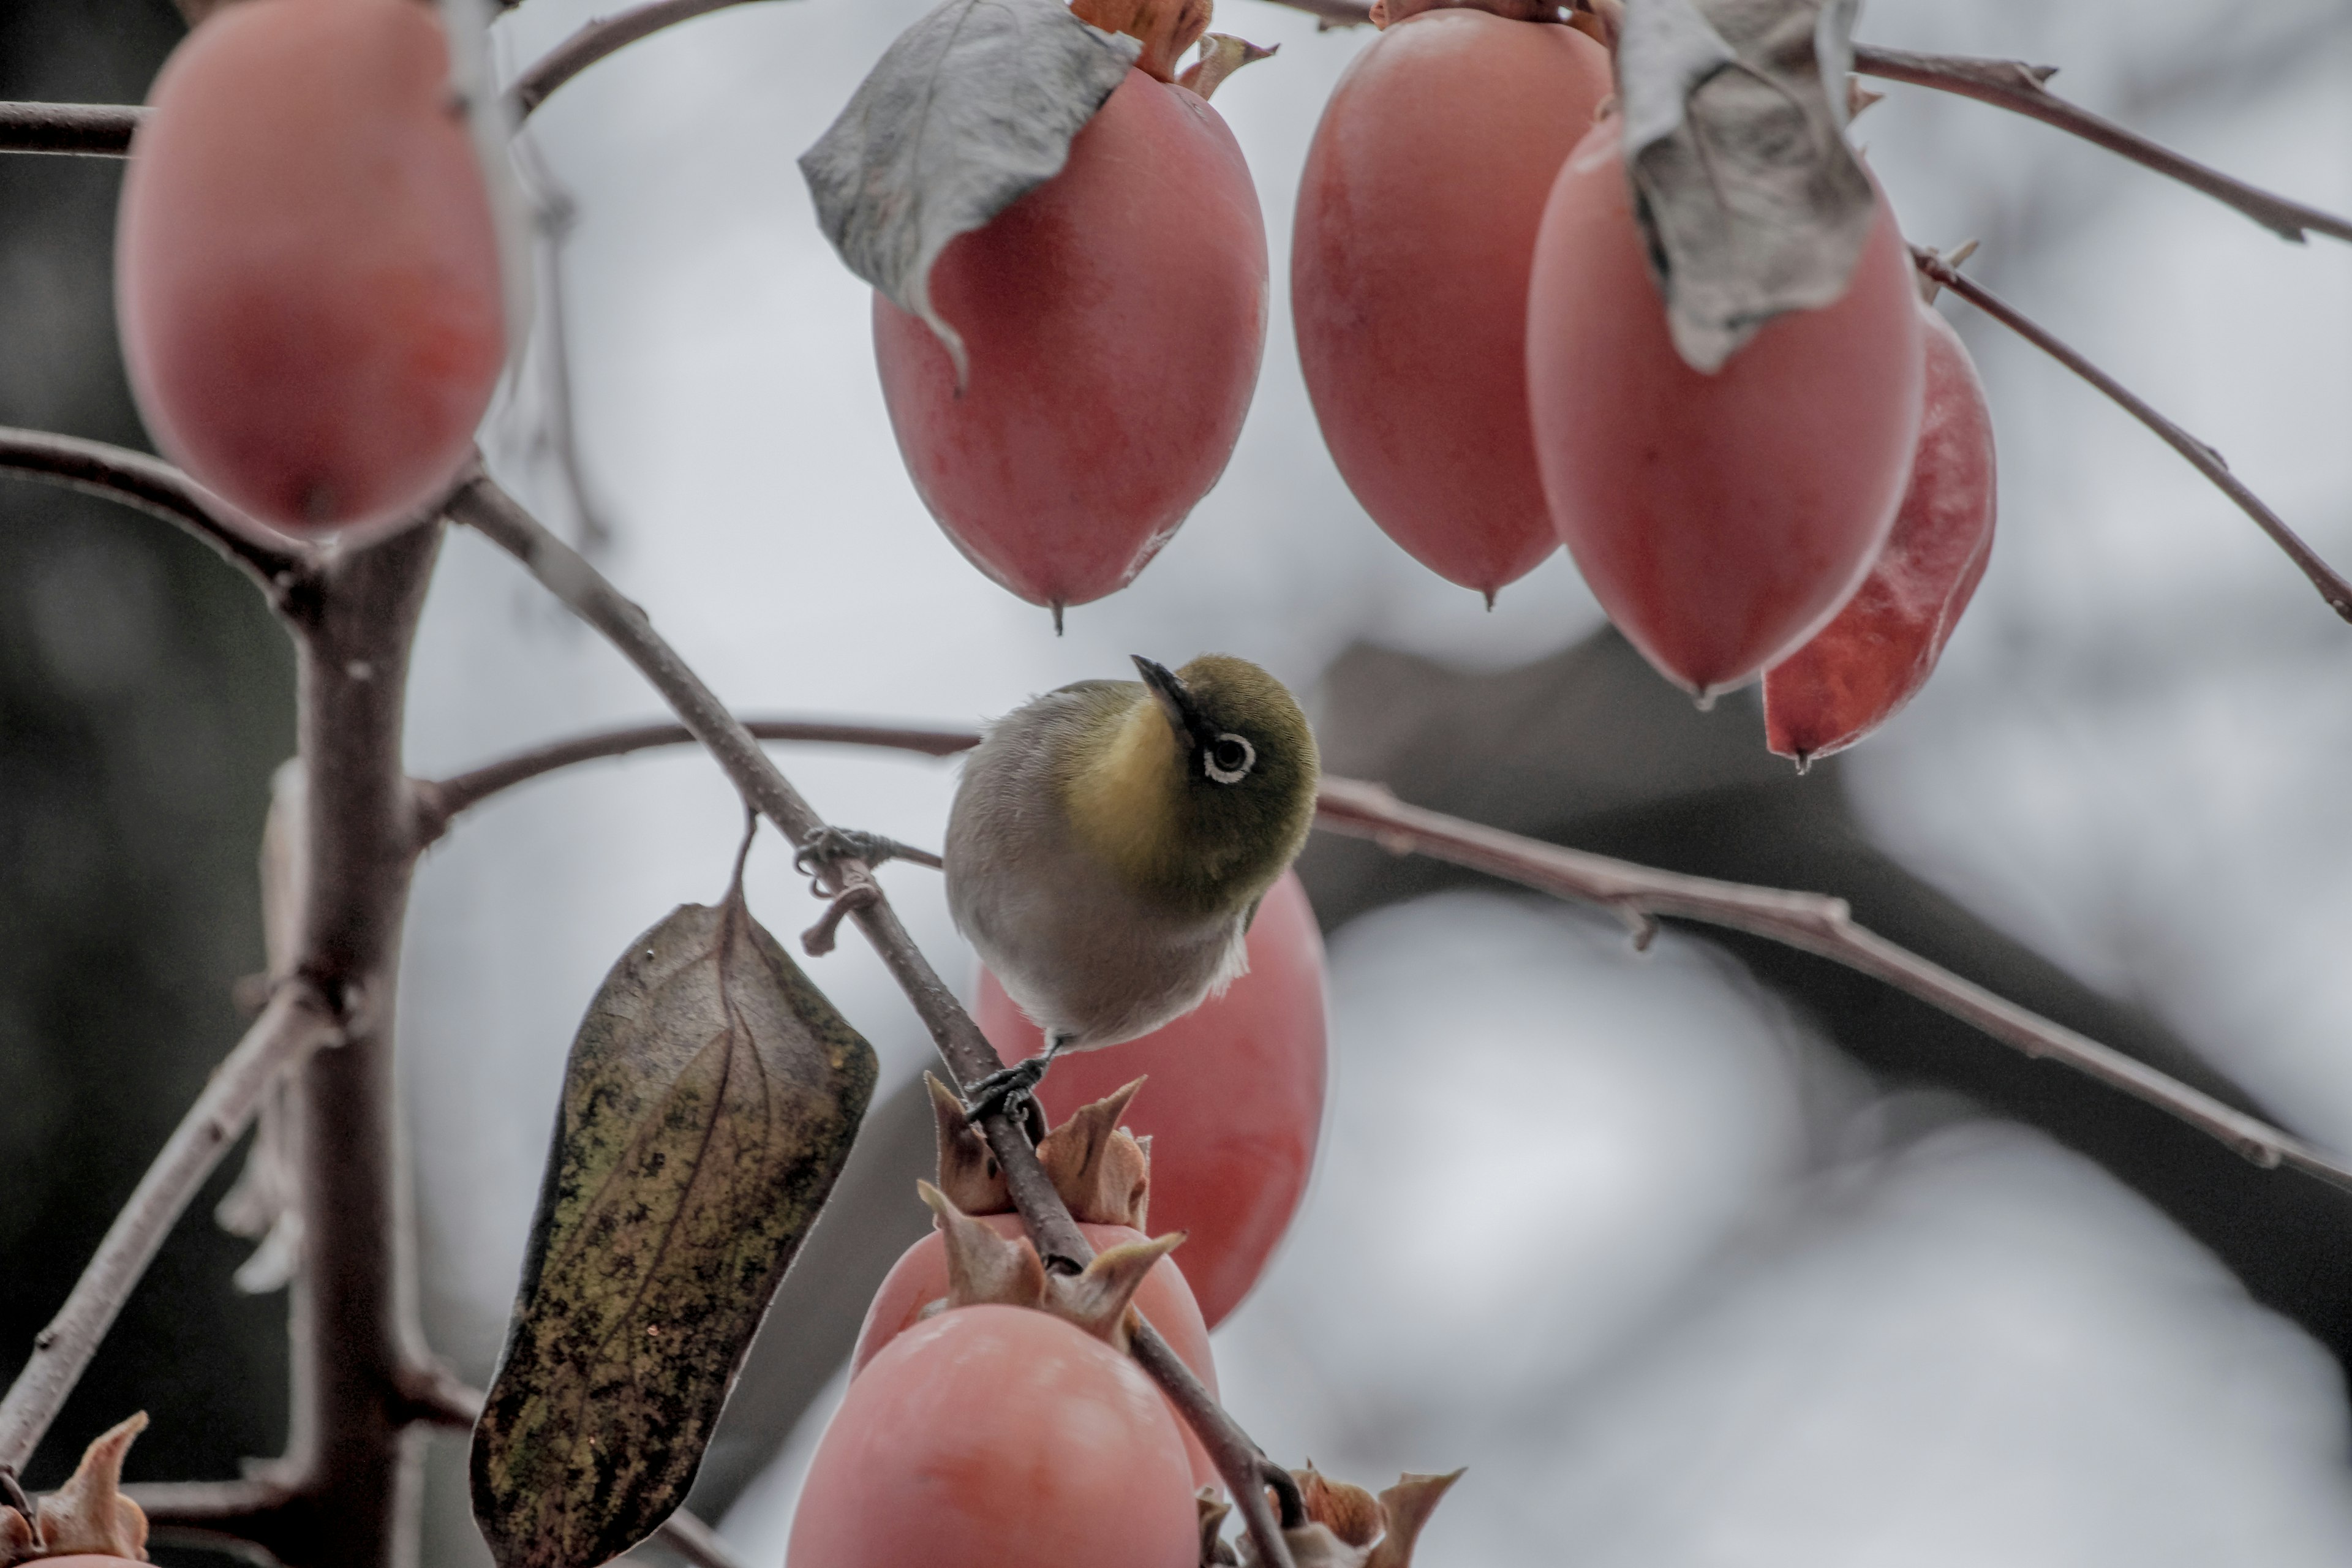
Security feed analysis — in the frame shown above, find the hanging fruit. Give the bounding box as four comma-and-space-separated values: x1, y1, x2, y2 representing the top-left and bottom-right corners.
1293, 2, 1611, 600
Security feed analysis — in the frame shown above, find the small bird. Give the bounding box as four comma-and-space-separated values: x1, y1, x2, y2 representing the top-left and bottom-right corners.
946, 654, 1319, 1116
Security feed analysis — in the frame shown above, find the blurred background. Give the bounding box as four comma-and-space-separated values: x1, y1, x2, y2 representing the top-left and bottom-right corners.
4, 0, 2351, 1562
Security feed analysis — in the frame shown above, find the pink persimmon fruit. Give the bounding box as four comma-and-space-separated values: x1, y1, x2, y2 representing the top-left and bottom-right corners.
1764, 304, 1996, 764
851, 1213, 1221, 1491
117, 0, 503, 534
1526, 116, 1926, 698
872, 67, 1268, 622
1292, 5, 1612, 599
788, 1305, 1199, 1568
978, 870, 1327, 1329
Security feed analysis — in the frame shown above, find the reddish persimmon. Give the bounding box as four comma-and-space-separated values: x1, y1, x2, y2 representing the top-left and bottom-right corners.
872, 67, 1267, 620
979, 870, 1326, 1329
1293, 9, 1611, 598
1526, 117, 1926, 697
117, 0, 503, 533
1765, 306, 1996, 764
788, 1305, 1198, 1568
850, 1213, 1221, 1491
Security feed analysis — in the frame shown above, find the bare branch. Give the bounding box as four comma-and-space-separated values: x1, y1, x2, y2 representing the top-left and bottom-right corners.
1311, 777, 2352, 1193
1912, 247, 2352, 623
0, 101, 146, 156
0, 428, 321, 614
424, 716, 2352, 1196
1852, 45, 2352, 246
0, 985, 343, 1473
413, 718, 978, 844
510, 0, 780, 120
447, 469, 1301, 1568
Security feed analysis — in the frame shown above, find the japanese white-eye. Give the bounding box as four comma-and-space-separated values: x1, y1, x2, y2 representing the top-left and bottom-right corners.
946, 654, 1319, 1111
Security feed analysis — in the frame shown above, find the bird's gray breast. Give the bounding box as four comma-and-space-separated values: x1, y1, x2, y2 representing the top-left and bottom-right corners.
945, 697, 1243, 1049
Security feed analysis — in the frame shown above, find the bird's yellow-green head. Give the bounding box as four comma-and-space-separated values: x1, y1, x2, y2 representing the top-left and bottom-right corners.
1056, 654, 1319, 921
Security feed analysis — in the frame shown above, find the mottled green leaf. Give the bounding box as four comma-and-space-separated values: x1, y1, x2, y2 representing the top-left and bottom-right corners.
470, 870, 876, 1568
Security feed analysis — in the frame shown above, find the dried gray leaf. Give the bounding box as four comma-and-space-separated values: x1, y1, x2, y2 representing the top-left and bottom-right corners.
799, 0, 1141, 383
470, 873, 876, 1568
1617, 0, 1871, 372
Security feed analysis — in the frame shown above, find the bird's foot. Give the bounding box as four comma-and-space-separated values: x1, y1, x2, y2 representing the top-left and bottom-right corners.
962, 1055, 1054, 1126
793, 826, 943, 879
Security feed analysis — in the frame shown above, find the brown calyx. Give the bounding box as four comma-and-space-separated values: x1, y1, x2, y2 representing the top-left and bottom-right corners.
916, 1181, 1183, 1351
1236, 1464, 1465, 1568
1071, 0, 1213, 82
927, 1071, 1153, 1227
1, 1413, 152, 1565
1177, 34, 1278, 100
1036, 1076, 1153, 1227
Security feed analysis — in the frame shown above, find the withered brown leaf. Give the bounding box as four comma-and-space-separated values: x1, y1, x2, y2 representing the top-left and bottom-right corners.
470, 857, 875, 1568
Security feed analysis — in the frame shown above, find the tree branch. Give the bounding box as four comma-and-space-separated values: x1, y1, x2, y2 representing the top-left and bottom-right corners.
1912, 247, 2352, 623
0, 984, 342, 1475
420, 717, 2352, 1198
445, 468, 1303, 1568
0, 428, 321, 614
1851, 45, 2352, 246
508, 0, 780, 119
0, 100, 145, 156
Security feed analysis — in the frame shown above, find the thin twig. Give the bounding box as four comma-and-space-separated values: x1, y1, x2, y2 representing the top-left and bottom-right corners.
0, 428, 320, 613
0, 100, 145, 156
421, 717, 2352, 1197
447, 468, 1302, 1568
1852, 45, 2352, 246
413, 718, 979, 842
0, 985, 342, 1472
1912, 247, 2352, 622
1310, 777, 2352, 1192
508, 0, 780, 119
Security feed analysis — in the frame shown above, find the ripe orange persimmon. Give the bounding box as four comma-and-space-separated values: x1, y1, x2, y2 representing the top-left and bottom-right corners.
1526, 117, 1926, 697
979, 870, 1327, 1329
1765, 304, 1997, 763
850, 1213, 1221, 1491
1293, 7, 1611, 599
788, 1306, 1198, 1568
117, 0, 503, 533
872, 67, 1267, 621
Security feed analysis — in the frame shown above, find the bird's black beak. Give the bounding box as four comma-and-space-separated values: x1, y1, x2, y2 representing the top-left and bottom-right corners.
1132, 655, 1207, 747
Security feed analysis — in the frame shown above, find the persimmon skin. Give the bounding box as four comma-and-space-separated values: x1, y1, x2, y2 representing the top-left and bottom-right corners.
1765, 306, 1996, 763
1292, 10, 1611, 597
1526, 118, 1926, 696
981, 871, 1326, 1330
788, 1305, 1198, 1568
117, 0, 503, 534
873, 69, 1268, 614
850, 1215, 1221, 1491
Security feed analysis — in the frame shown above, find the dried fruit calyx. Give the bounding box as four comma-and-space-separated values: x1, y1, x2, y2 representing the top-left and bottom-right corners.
1233, 1464, 1464, 1568
1071, 0, 1212, 80
1, 1413, 152, 1565
916, 1180, 1183, 1350
925, 1070, 1153, 1227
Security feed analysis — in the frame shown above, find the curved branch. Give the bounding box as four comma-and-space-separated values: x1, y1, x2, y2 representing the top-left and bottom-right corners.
0, 100, 145, 156
0, 428, 321, 613
0, 984, 343, 1473
421, 717, 2352, 1196
509, 0, 780, 119
1912, 247, 2352, 623
1852, 45, 2352, 246
445, 469, 1302, 1568
413, 718, 978, 844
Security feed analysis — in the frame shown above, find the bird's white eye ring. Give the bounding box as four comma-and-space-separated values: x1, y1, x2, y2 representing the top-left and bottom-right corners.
1204, 733, 1255, 784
